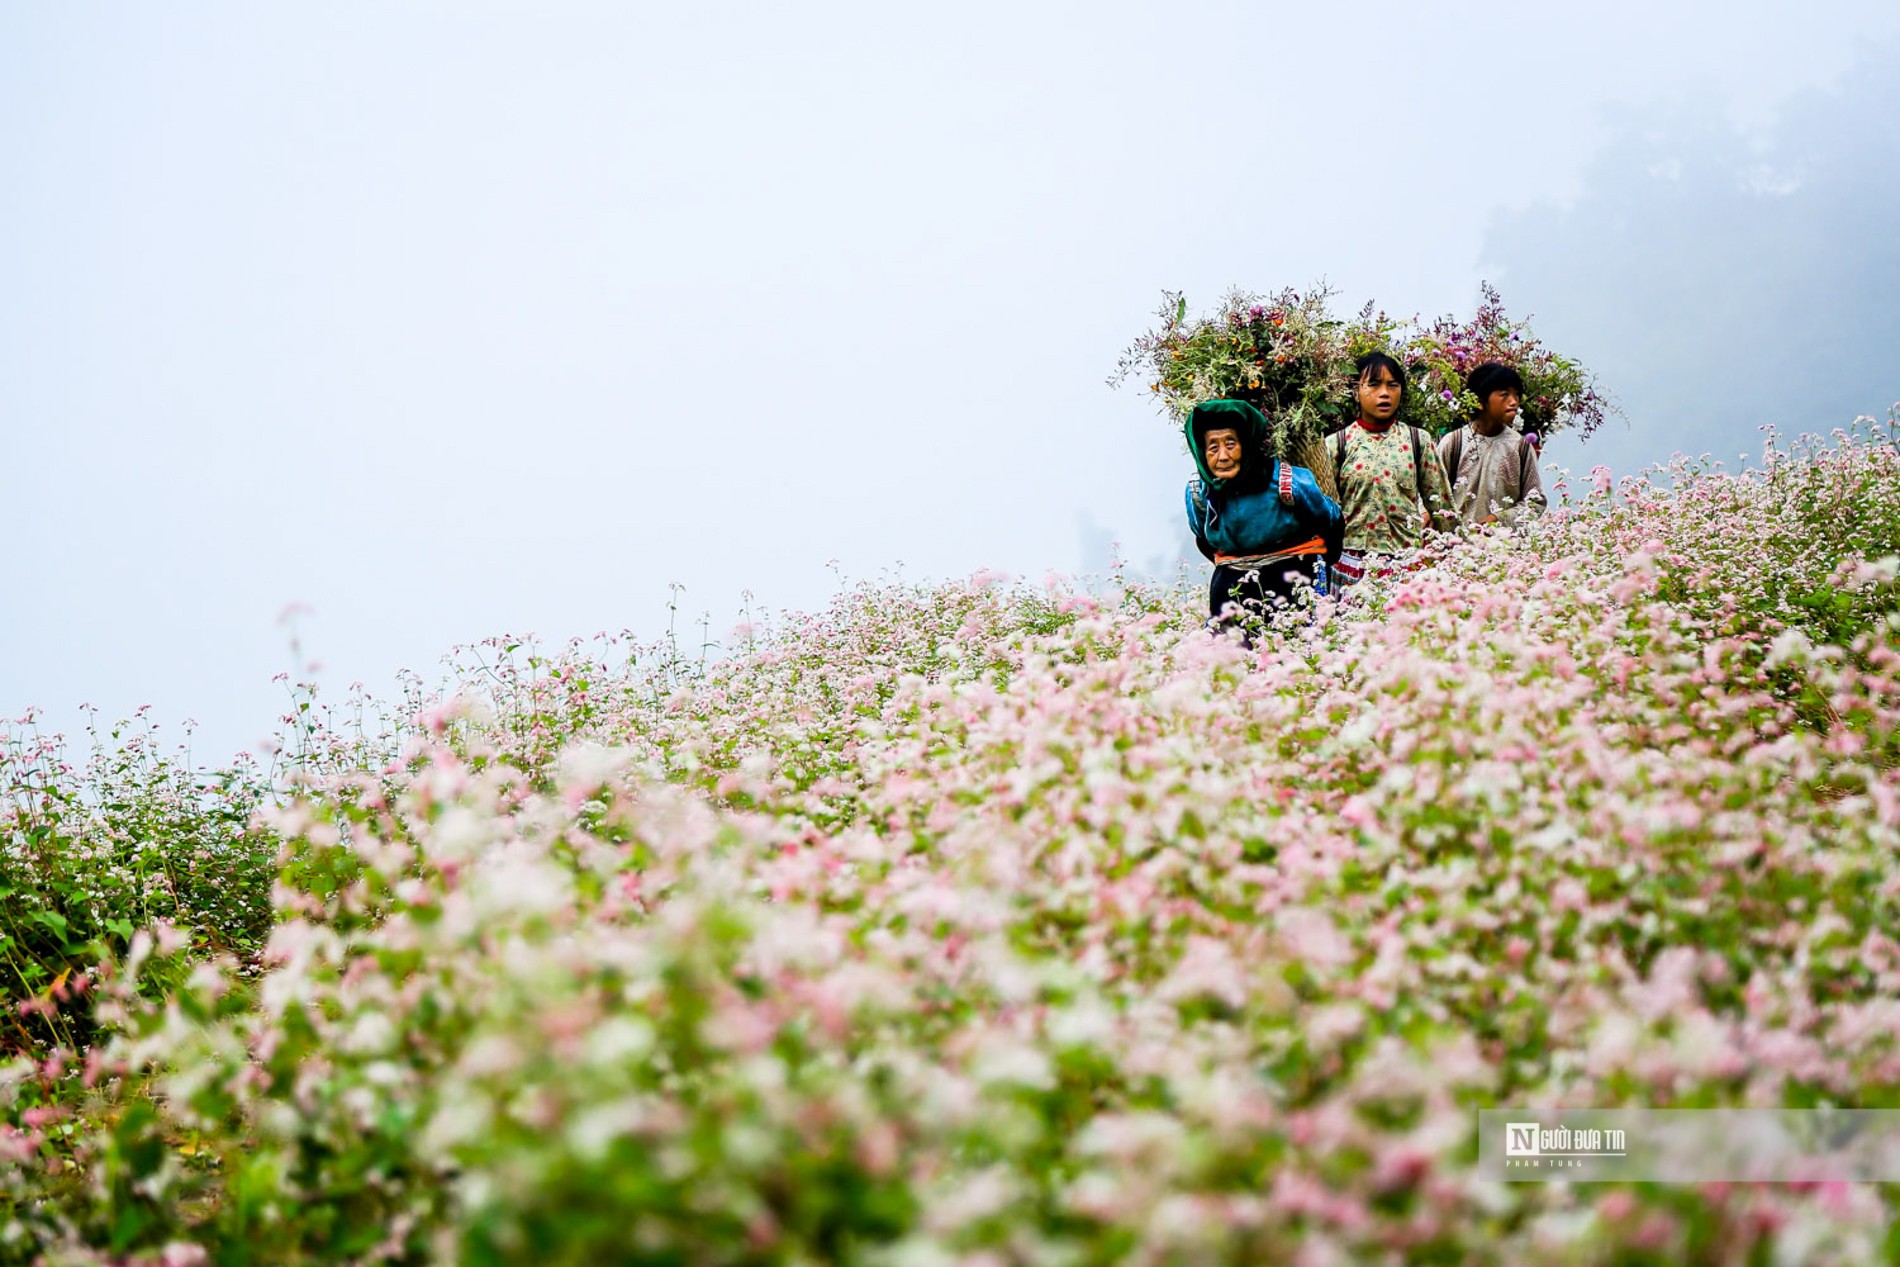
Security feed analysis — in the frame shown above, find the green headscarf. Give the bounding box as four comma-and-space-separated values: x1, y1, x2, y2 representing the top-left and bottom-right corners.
1185, 399, 1270, 493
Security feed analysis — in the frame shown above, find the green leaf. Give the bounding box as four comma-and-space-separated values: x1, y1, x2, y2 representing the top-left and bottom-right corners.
110, 1199, 154, 1252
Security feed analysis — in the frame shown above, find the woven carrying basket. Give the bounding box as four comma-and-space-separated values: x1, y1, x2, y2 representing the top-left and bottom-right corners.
1282, 430, 1340, 504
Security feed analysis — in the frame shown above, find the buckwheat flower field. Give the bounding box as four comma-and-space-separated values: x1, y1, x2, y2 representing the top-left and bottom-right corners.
5, 432, 1900, 1265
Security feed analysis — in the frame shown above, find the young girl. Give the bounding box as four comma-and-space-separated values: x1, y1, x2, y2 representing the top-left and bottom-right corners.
1183, 398, 1343, 628
1327, 352, 1455, 587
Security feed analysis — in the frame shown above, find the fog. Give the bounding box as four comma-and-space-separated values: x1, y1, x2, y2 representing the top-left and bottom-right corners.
4, 3, 1897, 762
1485, 47, 1900, 482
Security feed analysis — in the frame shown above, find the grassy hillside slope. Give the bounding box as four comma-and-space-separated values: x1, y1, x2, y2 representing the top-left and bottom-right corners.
5, 431, 1900, 1265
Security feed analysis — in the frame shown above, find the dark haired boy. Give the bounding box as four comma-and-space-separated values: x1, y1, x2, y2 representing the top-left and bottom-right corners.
1437, 361, 1547, 528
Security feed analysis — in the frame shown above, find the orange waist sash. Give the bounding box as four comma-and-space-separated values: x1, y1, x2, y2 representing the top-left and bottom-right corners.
1213, 536, 1328, 568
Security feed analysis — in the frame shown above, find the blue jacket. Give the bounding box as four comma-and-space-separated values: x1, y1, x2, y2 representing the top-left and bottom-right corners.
1183, 399, 1344, 563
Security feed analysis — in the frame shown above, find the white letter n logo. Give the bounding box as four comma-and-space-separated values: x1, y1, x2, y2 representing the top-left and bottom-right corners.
1506, 1123, 1541, 1157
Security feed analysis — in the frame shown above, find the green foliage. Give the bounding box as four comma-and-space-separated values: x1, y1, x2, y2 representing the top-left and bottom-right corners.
5, 437, 1900, 1262
1112, 280, 1613, 446
0, 715, 275, 1056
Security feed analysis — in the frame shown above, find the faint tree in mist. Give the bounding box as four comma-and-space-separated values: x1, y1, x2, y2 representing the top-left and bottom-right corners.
1482, 52, 1900, 478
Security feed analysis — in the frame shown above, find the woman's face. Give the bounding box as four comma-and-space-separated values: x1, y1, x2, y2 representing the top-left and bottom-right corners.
1357, 368, 1402, 422
1202, 427, 1244, 480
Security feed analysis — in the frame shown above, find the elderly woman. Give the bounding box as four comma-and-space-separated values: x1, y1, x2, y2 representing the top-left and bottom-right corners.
1183, 398, 1344, 628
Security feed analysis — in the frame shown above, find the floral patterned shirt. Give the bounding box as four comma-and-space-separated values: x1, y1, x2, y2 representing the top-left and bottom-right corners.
1335, 423, 1455, 555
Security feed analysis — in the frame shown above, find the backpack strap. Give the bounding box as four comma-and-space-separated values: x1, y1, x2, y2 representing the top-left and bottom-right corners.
1445, 429, 1466, 485
1412, 425, 1447, 529
1188, 478, 1207, 529
1332, 428, 1348, 476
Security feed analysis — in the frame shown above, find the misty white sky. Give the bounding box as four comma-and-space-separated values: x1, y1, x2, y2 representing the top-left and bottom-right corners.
5, 2, 1898, 763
